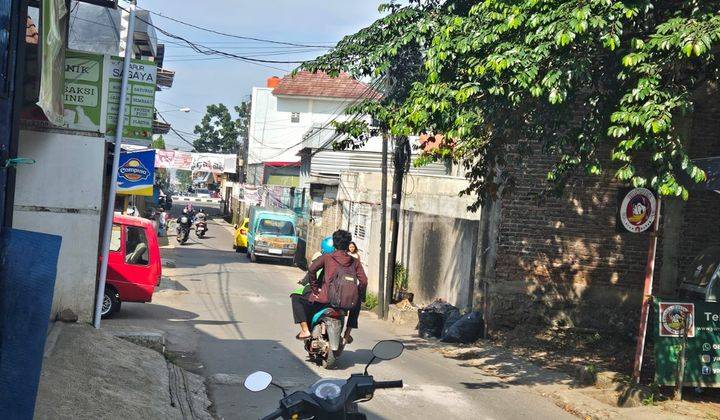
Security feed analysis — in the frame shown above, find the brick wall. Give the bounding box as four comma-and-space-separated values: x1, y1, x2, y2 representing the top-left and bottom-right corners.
491, 102, 720, 333
676, 101, 720, 281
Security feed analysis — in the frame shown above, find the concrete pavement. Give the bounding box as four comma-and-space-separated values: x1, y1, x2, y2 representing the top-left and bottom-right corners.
106, 218, 575, 420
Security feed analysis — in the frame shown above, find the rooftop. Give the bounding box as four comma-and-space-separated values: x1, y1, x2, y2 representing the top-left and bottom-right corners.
272, 71, 380, 100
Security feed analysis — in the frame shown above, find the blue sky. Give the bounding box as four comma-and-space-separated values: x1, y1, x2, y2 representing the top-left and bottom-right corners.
138, 0, 387, 150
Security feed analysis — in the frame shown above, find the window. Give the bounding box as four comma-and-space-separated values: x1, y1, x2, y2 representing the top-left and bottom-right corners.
291, 112, 300, 123
258, 219, 295, 236
110, 224, 122, 252
125, 226, 149, 265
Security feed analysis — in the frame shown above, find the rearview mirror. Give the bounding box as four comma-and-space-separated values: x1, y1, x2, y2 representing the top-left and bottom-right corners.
244, 371, 272, 392
372, 340, 404, 361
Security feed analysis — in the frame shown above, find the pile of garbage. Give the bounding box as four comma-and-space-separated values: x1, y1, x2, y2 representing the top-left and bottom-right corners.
417, 299, 484, 343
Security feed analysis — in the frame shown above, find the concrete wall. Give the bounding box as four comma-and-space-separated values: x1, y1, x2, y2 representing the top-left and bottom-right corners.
12, 129, 105, 322
397, 211, 478, 309
339, 171, 480, 308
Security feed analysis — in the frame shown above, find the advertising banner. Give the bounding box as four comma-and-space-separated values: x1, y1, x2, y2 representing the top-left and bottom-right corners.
191, 153, 237, 174
154, 150, 236, 173
105, 56, 157, 142
63, 50, 105, 132
654, 299, 720, 387
117, 149, 156, 196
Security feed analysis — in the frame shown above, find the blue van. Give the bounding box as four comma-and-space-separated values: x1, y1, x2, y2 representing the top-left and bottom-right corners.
246, 206, 298, 263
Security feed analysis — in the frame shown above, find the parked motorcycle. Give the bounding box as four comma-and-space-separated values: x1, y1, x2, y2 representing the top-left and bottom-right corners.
305, 307, 346, 369
176, 215, 191, 244
245, 340, 404, 420
195, 221, 208, 238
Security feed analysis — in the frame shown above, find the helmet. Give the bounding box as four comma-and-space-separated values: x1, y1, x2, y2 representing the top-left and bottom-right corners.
320, 236, 334, 254
182, 208, 188, 214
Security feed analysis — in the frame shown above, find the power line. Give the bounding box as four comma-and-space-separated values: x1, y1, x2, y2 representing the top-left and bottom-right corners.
121, 1, 336, 49
156, 110, 196, 150
119, 4, 314, 65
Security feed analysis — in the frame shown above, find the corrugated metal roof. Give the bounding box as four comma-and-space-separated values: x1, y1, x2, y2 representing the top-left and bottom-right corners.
310, 150, 449, 178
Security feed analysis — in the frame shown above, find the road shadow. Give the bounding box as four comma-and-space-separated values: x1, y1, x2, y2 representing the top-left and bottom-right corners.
333, 348, 374, 370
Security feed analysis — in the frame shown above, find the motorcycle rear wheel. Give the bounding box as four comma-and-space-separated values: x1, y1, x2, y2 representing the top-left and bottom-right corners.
322, 350, 336, 369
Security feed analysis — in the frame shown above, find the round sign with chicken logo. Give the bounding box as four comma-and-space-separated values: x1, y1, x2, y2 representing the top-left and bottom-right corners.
620, 188, 657, 233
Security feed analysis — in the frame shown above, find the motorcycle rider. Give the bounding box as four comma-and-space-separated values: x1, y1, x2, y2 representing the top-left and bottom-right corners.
184, 203, 194, 218
195, 208, 208, 227
291, 230, 367, 344
176, 208, 193, 235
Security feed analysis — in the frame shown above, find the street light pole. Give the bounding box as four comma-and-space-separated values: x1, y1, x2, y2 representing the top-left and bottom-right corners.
93, 0, 137, 328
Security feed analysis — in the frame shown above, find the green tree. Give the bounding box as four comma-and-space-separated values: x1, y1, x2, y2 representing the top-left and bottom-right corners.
304, 1, 717, 206
193, 103, 249, 154
175, 170, 192, 191
151, 134, 166, 150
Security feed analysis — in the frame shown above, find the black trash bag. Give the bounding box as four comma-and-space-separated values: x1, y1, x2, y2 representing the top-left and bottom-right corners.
441, 308, 462, 340
441, 311, 484, 343
417, 301, 457, 339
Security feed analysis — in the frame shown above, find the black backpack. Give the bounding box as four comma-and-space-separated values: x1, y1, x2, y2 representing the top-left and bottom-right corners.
327, 257, 360, 310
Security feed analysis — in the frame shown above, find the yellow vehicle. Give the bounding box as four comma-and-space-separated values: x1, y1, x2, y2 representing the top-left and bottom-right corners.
233, 217, 250, 252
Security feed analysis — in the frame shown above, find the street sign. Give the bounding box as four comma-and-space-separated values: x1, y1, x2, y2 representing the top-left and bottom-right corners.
105, 56, 157, 142
654, 298, 720, 387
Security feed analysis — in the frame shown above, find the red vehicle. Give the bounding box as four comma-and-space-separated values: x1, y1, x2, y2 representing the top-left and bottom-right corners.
102, 214, 162, 318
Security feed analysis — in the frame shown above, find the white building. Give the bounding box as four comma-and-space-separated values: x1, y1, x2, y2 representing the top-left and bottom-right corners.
246, 71, 378, 187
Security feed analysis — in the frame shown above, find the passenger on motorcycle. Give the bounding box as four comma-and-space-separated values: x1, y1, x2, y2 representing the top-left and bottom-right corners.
194, 208, 208, 230
291, 230, 367, 344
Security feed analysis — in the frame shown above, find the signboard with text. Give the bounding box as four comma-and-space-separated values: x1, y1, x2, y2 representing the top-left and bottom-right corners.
654, 299, 720, 387
105, 56, 157, 142
62, 51, 156, 143
63, 50, 106, 132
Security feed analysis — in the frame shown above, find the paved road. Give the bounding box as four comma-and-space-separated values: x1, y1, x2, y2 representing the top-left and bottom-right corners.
108, 218, 574, 420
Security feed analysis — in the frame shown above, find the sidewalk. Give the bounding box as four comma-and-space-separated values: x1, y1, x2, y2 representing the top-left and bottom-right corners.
34, 322, 212, 420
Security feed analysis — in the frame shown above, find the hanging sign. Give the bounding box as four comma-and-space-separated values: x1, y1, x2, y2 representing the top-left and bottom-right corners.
105, 56, 157, 142
618, 187, 657, 233
117, 149, 156, 196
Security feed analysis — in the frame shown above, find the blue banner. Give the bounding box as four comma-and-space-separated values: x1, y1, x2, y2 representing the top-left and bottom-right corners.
117, 149, 155, 196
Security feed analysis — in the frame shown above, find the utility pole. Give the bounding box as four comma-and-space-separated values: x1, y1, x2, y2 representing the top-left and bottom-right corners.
386, 136, 409, 307
378, 134, 389, 320
93, 0, 137, 328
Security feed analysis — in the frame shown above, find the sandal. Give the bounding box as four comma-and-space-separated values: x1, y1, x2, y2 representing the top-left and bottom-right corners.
343, 335, 354, 345
296, 332, 311, 341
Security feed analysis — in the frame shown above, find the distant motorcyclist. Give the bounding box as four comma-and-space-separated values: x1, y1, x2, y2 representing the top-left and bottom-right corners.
177, 208, 193, 229
184, 203, 194, 217
291, 230, 367, 344
194, 208, 207, 223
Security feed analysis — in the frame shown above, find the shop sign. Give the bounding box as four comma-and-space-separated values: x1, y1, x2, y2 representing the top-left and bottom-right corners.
654, 298, 720, 387
105, 56, 156, 142
63, 50, 106, 132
